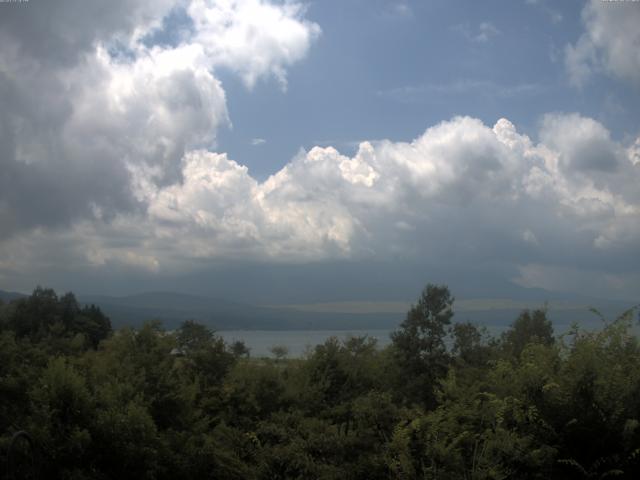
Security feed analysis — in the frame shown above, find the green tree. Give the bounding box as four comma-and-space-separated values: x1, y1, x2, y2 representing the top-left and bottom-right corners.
391, 284, 454, 408
4, 288, 111, 351
230, 340, 250, 358
28, 357, 94, 478
270, 345, 289, 361
502, 308, 554, 359
452, 321, 492, 366
177, 319, 214, 352
76, 304, 112, 348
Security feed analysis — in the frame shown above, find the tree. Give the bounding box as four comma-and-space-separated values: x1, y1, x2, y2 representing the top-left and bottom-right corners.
177, 319, 214, 352
230, 340, 250, 358
175, 320, 235, 407
8, 286, 59, 340
270, 345, 289, 361
452, 321, 492, 367
4, 288, 111, 351
391, 284, 454, 408
502, 308, 554, 358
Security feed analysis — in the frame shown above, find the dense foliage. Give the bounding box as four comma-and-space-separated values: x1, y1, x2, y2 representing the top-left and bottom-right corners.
1, 285, 639, 479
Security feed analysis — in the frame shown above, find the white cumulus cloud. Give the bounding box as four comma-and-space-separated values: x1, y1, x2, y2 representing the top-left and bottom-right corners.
4, 115, 638, 294
565, 0, 640, 87
188, 0, 321, 89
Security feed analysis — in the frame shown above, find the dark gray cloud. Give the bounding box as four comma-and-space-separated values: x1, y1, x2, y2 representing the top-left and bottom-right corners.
0, 0, 173, 239
0, 58, 136, 238
0, 0, 318, 241
0, 0, 174, 67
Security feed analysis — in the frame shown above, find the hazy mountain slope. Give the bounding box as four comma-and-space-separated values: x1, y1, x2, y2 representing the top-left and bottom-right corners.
0, 289, 27, 302
76, 291, 636, 331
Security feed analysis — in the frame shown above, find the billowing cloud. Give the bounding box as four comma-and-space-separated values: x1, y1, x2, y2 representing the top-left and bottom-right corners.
150, 114, 634, 267
2, 113, 638, 299
565, 0, 640, 87
0, 0, 320, 239
188, 0, 321, 89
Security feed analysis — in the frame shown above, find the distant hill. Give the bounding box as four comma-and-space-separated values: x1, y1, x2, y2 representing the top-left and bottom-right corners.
0, 289, 27, 303
3, 288, 635, 332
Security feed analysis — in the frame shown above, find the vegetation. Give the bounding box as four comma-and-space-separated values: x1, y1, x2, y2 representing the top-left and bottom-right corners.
1, 285, 639, 479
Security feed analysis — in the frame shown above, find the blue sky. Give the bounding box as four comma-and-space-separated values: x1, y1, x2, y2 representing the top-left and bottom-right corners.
0, 0, 639, 303
214, 0, 639, 179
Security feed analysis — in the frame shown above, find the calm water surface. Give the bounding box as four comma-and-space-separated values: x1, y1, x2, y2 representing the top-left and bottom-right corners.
219, 329, 393, 358
218, 324, 520, 358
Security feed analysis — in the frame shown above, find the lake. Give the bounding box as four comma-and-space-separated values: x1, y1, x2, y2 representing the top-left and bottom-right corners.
219, 329, 394, 357
218, 319, 604, 358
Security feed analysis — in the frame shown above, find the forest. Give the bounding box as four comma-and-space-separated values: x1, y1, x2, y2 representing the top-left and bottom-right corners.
1, 285, 639, 479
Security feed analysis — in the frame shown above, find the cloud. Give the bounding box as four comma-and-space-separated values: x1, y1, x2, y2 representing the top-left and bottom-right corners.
525, 0, 563, 24
3, 114, 638, 300
539, 113, 623, 173
392, 3, 412, 17
0, 0, 320, 239
251, 138, 267, 146
0, 0, 176, 67
454, 22, 500, 43
565, 0, 640, 87
380, 1, 413, 19
475, 22, 501, 43
187, 0, 321, 89
629, 138, 640, 166
0, 2, 638, 300
522, 229, 539, 246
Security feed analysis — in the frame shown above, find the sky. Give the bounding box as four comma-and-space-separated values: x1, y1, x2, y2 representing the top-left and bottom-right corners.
0, 0, 639, 303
